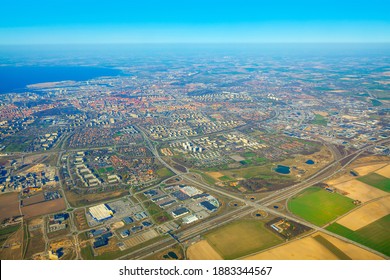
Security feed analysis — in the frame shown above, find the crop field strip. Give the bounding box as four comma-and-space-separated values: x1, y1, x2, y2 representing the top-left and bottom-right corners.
326, 214, 390, 257
357, 173, 390, 192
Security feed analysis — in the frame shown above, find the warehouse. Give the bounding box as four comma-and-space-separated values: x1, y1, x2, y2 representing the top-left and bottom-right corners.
89, 204, 114, 222
172, 207, 190, 218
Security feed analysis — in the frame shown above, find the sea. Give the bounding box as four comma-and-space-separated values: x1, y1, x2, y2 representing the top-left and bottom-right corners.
0, 66, 123, 94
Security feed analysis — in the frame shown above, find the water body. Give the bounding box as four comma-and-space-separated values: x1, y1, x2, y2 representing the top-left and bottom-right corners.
274, 165, 290, 175
305, 159, 315, 165
0, 66, 123, 94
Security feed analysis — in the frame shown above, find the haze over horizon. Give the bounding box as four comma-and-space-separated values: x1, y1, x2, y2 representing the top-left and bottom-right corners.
1, 0, 389, 45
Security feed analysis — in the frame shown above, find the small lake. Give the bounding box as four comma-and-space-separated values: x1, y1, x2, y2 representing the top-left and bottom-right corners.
274, 165, 290, 174
305, 159, 315, 165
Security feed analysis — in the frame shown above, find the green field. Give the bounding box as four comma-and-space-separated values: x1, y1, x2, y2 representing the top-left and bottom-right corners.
156, 167, 174, 178
218, 175, 232, 181
97, 166, 115, 175
222, 164, 287, 180
204, 220, 283, 259
0, 225, 20, 247
326, 214, 390, 257
288, 187, 356, 226
310, 114, 328, 126
357, 173, 390, 192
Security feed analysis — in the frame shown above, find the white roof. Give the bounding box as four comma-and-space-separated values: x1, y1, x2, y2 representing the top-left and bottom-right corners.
89, 204, 113, 221
182, 215, 199, 224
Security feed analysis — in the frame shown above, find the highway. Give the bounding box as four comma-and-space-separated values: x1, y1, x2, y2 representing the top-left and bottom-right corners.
136, 126, 390, 259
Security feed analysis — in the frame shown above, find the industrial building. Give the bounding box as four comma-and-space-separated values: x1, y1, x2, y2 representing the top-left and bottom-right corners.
89, 204, 114, 222
171, 207, 190, 218
182, 215, 199, 224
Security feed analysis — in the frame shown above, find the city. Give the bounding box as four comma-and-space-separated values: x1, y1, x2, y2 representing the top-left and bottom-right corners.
0, 46, 389, 260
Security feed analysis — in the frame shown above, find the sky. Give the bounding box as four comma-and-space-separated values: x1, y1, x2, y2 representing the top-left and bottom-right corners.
0, 0, 390, 44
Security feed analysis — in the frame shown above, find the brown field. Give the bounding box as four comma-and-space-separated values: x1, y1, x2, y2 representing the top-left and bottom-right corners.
65, 189, 128, 207
353, 163, 388, 176
25, 220, 46, 259
375, 164, 390, 179
22, 192, 45, 206
111, 221, 125, 230
22, 164, 45, 175
22, 198, 66, 219
74, 210, 89, 230
0, 192, 20, 222
0, 226, 23, 260
353, 156, 390, 165
337, 196, 390, 231
206, 172, 225, 181
22, 154, 45, 165
330, 179, 387, 202
313, 111, 329, 117
187, 240, 223, 260
244, 233, 383, 260
327, 174, 354, 185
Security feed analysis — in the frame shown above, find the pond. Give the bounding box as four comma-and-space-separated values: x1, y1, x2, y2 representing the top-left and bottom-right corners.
274, 165, 290, 174
305, 159, 315, 165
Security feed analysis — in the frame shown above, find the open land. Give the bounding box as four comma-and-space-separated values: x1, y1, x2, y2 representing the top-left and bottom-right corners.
204, 220, 283, 260
375, 164, 390, 178
0, 193, 20, 222
244, 233, 384, 260
186, 240, 223, 260
327, 214, 390, 257
328, 179, 388, 202
22, 198, 66, 219
288, 186, 356, 226
337, 196, 390, 230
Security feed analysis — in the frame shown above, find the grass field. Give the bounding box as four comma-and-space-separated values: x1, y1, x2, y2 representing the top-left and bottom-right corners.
97, 167, 114, 175
288, 187, 356, 226
223, 165, 283, 179
204, 220, 283, 260
0, 225, 20, 247
156, 167, 174, 178
218, 175, 232, 181
326, 214, 390, 257
310, 114, 328, 126
357, 173, 390, 192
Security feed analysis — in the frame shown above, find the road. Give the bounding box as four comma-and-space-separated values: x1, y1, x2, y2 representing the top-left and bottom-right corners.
136, 126, 390, 259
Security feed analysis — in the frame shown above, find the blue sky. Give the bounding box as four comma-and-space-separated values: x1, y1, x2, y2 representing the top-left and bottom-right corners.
1, 0, 389, 44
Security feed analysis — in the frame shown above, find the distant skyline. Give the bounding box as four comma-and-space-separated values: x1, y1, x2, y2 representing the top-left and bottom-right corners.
1, 0, 390, 44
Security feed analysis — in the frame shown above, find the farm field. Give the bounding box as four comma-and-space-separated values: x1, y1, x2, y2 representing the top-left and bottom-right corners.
186, 240, 223, 260
375, 164, 390, 178
0, 192, 20, 222
357, 173, 390, 192
288, 187, 356, 226
22, 198, 66, 219
244, 233, 383, 260
353, 163, 387, 176
204, 220, 283, 260
328, 179, 387, 202
326, 214, 390, 257
337, 196, 390, 230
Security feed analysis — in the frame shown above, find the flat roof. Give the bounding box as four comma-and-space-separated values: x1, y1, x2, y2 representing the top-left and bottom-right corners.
89, 204, 113, 221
